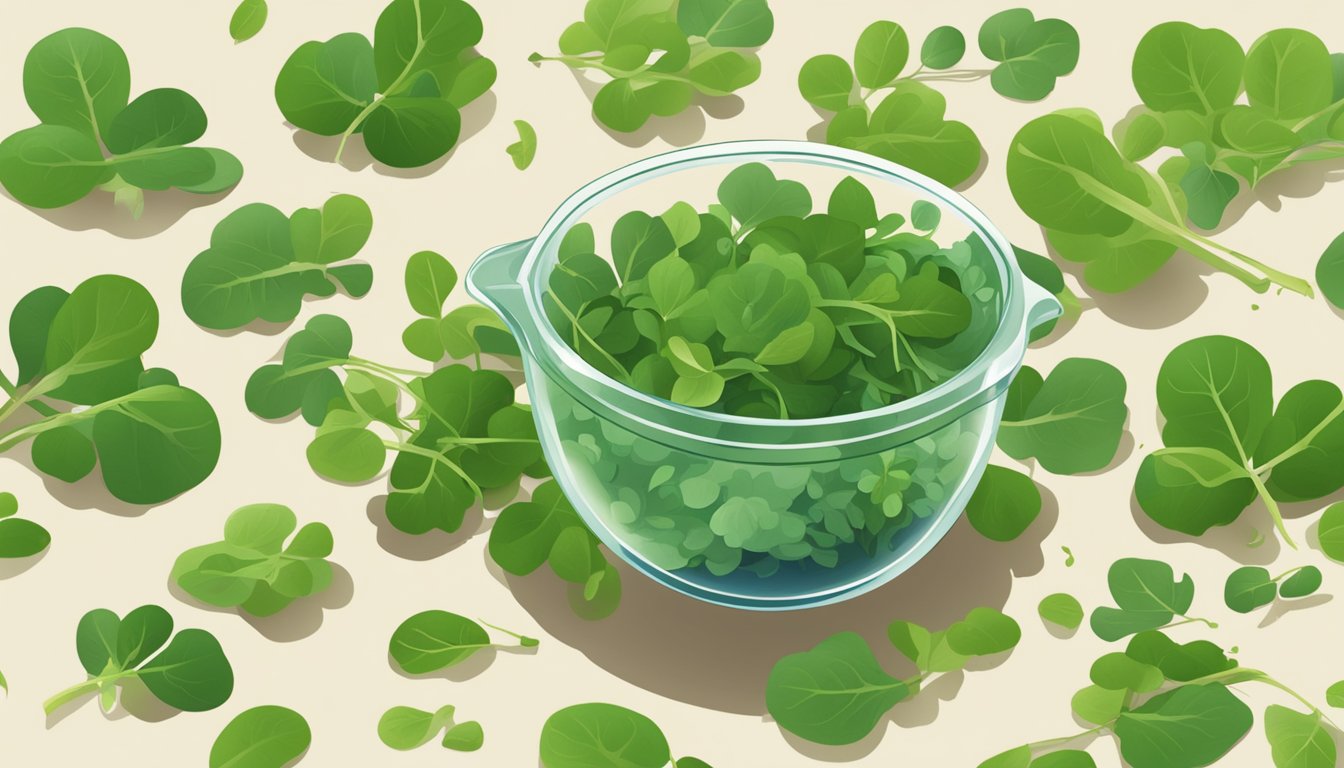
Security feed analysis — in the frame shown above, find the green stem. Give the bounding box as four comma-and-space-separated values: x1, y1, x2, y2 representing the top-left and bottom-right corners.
1164, 615, 1220, 630
477, 620, 539, 647
382, 439, 482, 500
348, 357, 430, 379
1252, 398, 1344, 475
42, 671, 133, 716
1248, 470, 1295, 550
1020, 725, 1109, 752
333, 0, 426, 162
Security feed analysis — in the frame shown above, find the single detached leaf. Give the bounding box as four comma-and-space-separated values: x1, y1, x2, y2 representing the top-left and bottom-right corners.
1090, 557, 1196, 641
1038, 593, 1084, 630
1224, 566, 1276, 613
379, 704, 481, 752
965, 464, 1041, 542
0, 516, 52, 559
230, 0, 269, 43
1326, 681, 1344, 708
210, 705, 311, 768
1279, 566, 1322, 599
540, 703, 671, 768
998, 359, 1128, 474
765, 632, 908, 746
389, 611, 490, 674
1114, 684, 1251, 768
946, 607, 1021, 656
507, 119, 537, 170
1319, 502, 1344, 562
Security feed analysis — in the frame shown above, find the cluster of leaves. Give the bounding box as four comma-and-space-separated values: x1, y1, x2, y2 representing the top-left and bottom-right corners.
171, 504, 335, 617
546, 162, 999, 419
1, 275, 222, 504
1113, 23, 1344, 231
210, 706, 311, 768
230, 0, 269, 43
799, 11, 1078, 188
1224, 565, 1322, 614
182, 194, 374, 331
986, 563, 1342, 768
246, 251, 546, 536
540, 702, 715, 768
275, 0, 496, 168
0, 491, 49, 559
379, 704, 483, 752
530, 0, 774, 133
490, 480, 622, 619
1009, 115, 1314, 296
1320, 231, 1344, 310
43, 605, 233, 718
388, 610, 537, 676
1134, 336, 1344, 549
766, 607, 1020, 745
0, 28, 242, 215
507, 120, 538, 170
1090, 558, 1216, 642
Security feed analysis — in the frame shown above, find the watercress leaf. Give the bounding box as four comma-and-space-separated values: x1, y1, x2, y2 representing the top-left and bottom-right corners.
710, 262, 811, 353
540, 702, 672, 768
854, 21, 908, 89
389, 611, 490, 674
997, 358, 1128, 474
176, 148, 244, 194
977, 746, 1032, 768
274, 34, 377, 135
1327, 681, 1344, 708
507, 119, 537, 170
827, 176, 878, 230
1319, 231, 1344, 309
1115, 109, 1166, 161
965, 464, 1041, 542
717, 162, 812, 232
1157, 335, 1272, 462
1038, 593, 1084, 630
443, 719, 485, 751
490, 481, 579, 575
306, 409, 385, 483
378, 704, 454, 750
1319, 503, 1344, 562
885, 619, 932, 667
31, 427, 96, 483
229, 0, 269, 43
0, 124, 110, 208
1108, 557, 1194, 615
137, 627, 234, 711
612, 210, 678, 283
687, 49, 761, 95
1115, 684, 1252, 768
1264, 705, 1336, 768
979, 10, 1079, 101
361, 96, 461, 168
87, 384, 221, 504
104, 88, 206, 154
889, 263, 971, 338
0, 492, 15, 518
110, 146, 216, 191
373, 0, 484, 93
676, 0, 773, 47
1124, 630, 1235, 682
1279, 566, 1322, 599
1071, 684, 1127, 725
9, 285, 68, 384
1256, 380, 1344, 502
224, 503, 298, 554
22, 28, 130, 141
1134, 446, 1257, 535
798, 54, 855, 112
385, 457, 474, 535
766, 632, 908, 745
1245, 29, 1333, 120
1090, 652, 1164, 693
0, 516, 50, 558
1224, 566, 1277, 613
829, 81, 982, 188
405, 250, 458, 318
921, 26, 966, 70
44, 274, 157, 377
75, 608, 121, 676
946, 607, 1020, 656
210, 705, 310, 768
1033, 751, 1098, 768
1132, 22, 1244, 114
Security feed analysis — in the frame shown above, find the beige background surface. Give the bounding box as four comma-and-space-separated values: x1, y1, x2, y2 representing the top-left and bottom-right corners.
2, 1, 1343, 766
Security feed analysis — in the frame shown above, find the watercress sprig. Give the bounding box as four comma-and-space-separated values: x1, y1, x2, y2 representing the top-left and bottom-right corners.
540, 702, 716, 768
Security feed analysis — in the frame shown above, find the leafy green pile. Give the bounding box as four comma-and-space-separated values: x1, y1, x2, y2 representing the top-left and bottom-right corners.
1, 275, 221, 504
182, 194, 374, 330
531, 0, 774, 133
44, 605, 233, 718
1224, 564, 1322, 614
984, 560, 1341, 768
1135, 336, 1344, 548
379, 704, 483, 752
246, 251, 545, 536
491, 480, 622, 619
540, 702, 715, 768
0, 28, 242, 216
546, 163, 1002, 418
171, 504, 335, 617
766, 607, 1020, 745
0, 491, 49, 560
230, 0, 268, 43
1114, 23, 1344, 231
800, 11, 1079, 188
210, 706, 311, 768
388, 610, 537, 675
274, 0, 496, 168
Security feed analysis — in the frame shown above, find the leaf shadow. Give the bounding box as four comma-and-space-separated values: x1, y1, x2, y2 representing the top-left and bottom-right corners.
0, 546, 50, 580
1214, 156, 1344, 230
1, 186, 234, 239
387, 647, 500, 683
166, 562, 355, 642
287, 91, 497, 178
1043, 231, 1211, 330
1, 450, 159, 518
364, 495, 483, 561
1128, 488, 1282, 565
1043, 619, 1080, 640
1257, 593, 1332, 628
495, 496, 1056, 730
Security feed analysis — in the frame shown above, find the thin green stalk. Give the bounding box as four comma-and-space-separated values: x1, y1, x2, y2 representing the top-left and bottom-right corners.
1020, 725, 1109, 752
1270, 565, 1309, 583
1163, 615, 1220, 631
42, 671, 134, 716
382, 439, 482, 500
477, 620, 540, 647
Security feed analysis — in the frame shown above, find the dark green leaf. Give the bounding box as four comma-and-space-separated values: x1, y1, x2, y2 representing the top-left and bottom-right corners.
765, 632, 908, 745
965, 464, 1041, 542
1114, 684, 1251, 768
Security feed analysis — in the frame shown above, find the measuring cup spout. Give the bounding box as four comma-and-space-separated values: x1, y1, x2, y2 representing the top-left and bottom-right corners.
466, 238, 536, 346
1022, 275, 1063, 334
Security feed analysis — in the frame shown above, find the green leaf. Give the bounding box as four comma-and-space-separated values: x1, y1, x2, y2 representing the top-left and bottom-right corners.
230, 0, 269, 43
1326, 681, 1344, 708
1264, 705, 1336, 768
1279, 566, 1322, 599
946, 607, 1021, 656
965, 464, 1041, 542
1037, 593, 1084, 630
612, 210, 678, 283
540, 702, 671, 768
716, 162, 812, 231
1032, 751, 1097, 768
1072, 684, 1127, 725
44, 274, 157, 376
22, 28, 130, 142
362, 96, 461, 168
1090, 652, 1164, 693
373, 0, 484, 93
306, 409, 385, 483
827, 176, 878, 229
0, 516, 52, 559
921, 26, 966, 70
977, 747, 1032, 768
507, 119, 537, 170
405, 250, 458, 318
274, 34, 377, 135
765, 632, 908, 745
105, 88, 207, 154
1319, 502, 1344, 562
1115, 684, 1251, 768
1245, 29, 1334, 120
979, 10, 1079, 100
1317, 231, 1344, 310
388, 610, 491, 675
854, 21, 908, 89
210, 705, 310, 767
1225, 566, 1277, 613
0, 125, 110, 208
0, 492, 14, 518
378, 704, 481, 752
1124, 630, 1236, 682
798, 54, 855, 112
137, 628, 234, 711
1132, 22, 1244, 114
998, 359, 1128, 474
1090, 557, 1195, 641
676, 0, 773, 47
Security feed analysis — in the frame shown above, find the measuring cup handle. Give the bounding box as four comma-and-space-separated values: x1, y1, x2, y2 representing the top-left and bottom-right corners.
465, 238, 536, 335
1022, 275, 1063, 333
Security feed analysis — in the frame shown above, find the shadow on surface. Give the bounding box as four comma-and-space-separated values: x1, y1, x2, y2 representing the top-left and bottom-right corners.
1129, 490, 1282, 565
0, 545, 49, 580
2, 186, 232, 239
1046, 235, 1212, 330
1258, 593, 1332, 628
167, 562, 355, 643
364, 495, 484, 561
2, 451, 157, 518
